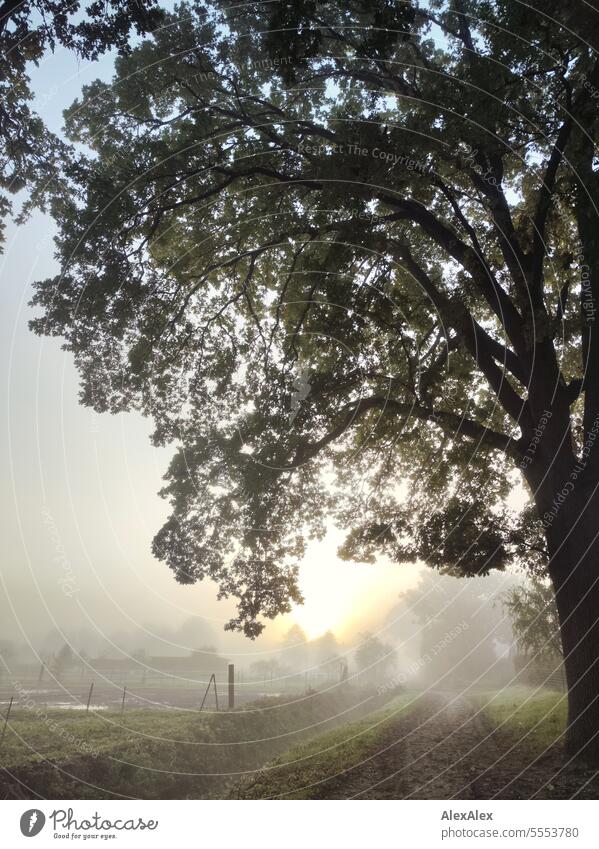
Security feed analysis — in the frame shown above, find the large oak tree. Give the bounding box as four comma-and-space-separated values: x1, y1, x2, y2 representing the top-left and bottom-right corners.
31, 0, 599, 761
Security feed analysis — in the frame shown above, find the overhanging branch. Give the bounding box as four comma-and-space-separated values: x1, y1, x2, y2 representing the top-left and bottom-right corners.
290, 394, 521, 469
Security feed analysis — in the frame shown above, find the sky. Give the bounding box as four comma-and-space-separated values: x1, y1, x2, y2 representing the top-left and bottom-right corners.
0, 32, 426, 662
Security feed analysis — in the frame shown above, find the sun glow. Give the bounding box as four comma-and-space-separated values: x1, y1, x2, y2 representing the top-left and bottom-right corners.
287, 530, 422, 641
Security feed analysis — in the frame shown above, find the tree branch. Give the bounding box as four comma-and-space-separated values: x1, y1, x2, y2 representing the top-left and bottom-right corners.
290, 393, 521, 469
531, 116, 573, 296
390, 240, 529, 422
379, 193, 526, 354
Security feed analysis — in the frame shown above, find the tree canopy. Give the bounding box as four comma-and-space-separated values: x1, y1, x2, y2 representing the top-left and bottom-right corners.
30, 1, 599, 637
0, 0, 163, 246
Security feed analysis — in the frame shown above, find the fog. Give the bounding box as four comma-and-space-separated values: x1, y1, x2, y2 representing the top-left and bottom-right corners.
1, 561, 521, 698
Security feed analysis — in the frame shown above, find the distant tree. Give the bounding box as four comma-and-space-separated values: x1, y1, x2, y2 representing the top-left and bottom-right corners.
176, 616, 218, 652
0, 638, 15, 661
311, 630, 343, 677
283, 625, 307, 646
354, 633, 396, 686
311, 630, 338, 662
54, 642, 75, 674
503, 578, 563, 661
0, 639, 16, 680
249, 658, 287, 680
279, 624, 309, 671
0, 0, 163, 247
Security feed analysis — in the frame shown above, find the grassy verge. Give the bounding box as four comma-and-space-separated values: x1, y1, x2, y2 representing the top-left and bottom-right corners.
476, 686, 567, 755
0, 688, 394, 798
232, 691, 419, 799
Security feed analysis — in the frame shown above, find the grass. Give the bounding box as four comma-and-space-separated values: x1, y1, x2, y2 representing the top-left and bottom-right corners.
232, 691, 420, 799
0, 687, 572, 799
0, 688, 394, 798
0, 707, 215, 769
476, 686, 567, 755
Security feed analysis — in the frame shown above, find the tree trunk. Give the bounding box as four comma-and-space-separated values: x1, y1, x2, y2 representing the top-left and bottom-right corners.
544, 492, 599, 763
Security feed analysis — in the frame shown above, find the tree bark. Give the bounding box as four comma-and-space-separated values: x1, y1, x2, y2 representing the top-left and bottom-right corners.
543, 489, 599, 763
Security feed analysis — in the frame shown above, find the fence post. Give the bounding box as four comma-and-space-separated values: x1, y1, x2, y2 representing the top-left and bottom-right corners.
120, 685, 127, 715
0, 697, 14, 748
199, 674, 219, 712
86, 681, 94, 713
228, 663, 235, 710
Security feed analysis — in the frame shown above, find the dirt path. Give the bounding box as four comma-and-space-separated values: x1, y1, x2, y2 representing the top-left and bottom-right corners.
317, 692, 599, 799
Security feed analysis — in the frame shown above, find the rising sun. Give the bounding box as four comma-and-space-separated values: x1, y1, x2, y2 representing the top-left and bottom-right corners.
287, 529, 422, 641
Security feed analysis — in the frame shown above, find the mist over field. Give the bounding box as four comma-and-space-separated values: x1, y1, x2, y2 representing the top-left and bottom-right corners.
1, 565, 521, 704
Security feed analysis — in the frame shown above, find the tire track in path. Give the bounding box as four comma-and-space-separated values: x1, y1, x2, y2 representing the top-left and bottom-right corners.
318, 692, 599, 799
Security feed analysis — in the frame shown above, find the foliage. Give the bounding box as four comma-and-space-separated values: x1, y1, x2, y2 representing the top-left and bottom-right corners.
53, 642, 76, 673
249, 658, 288, 679
503, 578, 563, 659
354, 632, 397, 683
0, 0, 163, 247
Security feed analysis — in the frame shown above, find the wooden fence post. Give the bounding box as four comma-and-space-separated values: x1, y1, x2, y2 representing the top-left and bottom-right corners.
120, 685, 127, 715
86, 681, 94, 713
228, 663, 235, 710
0, 697, 14, 748
199, 674, 220, 712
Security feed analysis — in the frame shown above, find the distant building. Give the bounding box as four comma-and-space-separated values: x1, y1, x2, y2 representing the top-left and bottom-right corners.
90, 650, 230, 680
